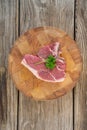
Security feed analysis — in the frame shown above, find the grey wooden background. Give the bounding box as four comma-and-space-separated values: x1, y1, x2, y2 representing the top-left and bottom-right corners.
0, 0, 87, 130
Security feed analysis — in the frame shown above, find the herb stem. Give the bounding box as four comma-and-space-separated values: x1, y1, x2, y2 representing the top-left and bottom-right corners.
35, 61, 45, 65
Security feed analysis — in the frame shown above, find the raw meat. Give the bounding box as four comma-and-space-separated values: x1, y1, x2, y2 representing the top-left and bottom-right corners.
37, 42, 59, 58
21, 42, 66, 82
23, 55, 46, 71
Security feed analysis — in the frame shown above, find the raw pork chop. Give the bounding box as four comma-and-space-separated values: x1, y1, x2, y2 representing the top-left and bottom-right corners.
21, 42, 66, 82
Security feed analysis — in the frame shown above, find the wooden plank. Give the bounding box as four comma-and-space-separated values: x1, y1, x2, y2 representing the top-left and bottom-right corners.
0, 0, 19, 129
74, 0, 87, 130
19, 0, 74, 130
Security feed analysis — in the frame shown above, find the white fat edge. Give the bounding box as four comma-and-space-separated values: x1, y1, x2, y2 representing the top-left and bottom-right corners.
21, 59, 38, 76
59, 57, 64, 60
57, 58, 65, 63
21, 59, 65, 83
56, 66, 63, 71
56, 65, 66, 76
49, 72, 56, 80
56, 66, 66, 82
53, 72, 65, 82
49, 72, 65, 82
56, 77, 65, 82
49, 42, 60, 57
52, 66, 66, 82
56, 60, 66, 71
54, 42, 60, 56
21, 59, 54, 82
49, 71, 65, 82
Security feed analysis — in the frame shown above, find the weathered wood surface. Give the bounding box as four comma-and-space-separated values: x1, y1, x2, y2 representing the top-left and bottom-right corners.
0, 0, 87, 130
74, 0, 87, 130
18, 0, 74, 130
0, 0, 19, 130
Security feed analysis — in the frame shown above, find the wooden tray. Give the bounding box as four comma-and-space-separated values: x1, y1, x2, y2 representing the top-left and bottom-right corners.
8, 26, 82, 100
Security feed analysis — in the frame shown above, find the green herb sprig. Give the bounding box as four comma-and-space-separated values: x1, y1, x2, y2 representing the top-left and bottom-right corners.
45, 55, 56, 70
35, 55, 56, 70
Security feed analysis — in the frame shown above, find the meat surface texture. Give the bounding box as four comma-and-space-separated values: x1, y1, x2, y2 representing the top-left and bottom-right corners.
21, 42, 66, 82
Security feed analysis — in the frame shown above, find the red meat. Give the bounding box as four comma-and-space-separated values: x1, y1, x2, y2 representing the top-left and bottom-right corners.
21, 42, 66, 82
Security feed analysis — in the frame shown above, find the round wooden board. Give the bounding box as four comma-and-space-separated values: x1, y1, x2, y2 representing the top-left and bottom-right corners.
8, 26, 82, 100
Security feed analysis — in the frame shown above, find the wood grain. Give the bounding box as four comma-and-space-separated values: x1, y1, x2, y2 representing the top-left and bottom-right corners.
0, 1, 7, 126
0, 0, 86, 130
18, 0, 74, 130
9, 27, 82, 100
0, 0, 19, 130
0, 67, 7, 124
74, 0, 87, 130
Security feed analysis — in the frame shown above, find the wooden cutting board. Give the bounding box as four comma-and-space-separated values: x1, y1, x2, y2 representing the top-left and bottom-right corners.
8, 26, 82, 100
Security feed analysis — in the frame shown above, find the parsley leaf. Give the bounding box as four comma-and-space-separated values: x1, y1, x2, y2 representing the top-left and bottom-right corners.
45, 55, 56, 69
